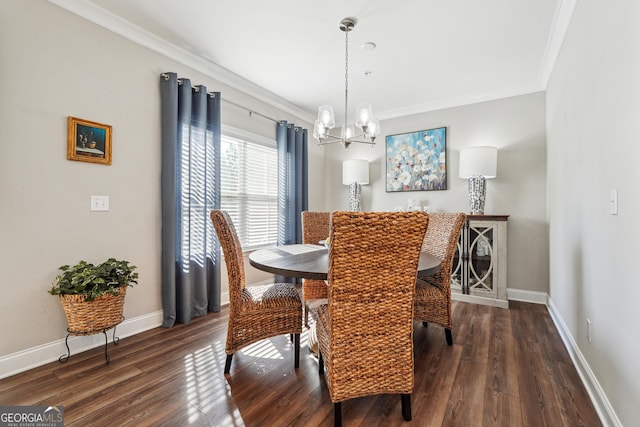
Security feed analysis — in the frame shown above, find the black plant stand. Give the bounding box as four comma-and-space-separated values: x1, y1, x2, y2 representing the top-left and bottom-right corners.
58, 316, 124, 365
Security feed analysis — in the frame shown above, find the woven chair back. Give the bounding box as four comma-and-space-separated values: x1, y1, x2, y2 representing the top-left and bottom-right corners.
302, 211, 331, 245
210, 210, 246, 313
420, 212, 466, 283
325, 211, 428, 400
301, 211, 332, 306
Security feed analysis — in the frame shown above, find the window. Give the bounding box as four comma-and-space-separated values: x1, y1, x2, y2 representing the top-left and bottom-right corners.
220, 132, 278, 250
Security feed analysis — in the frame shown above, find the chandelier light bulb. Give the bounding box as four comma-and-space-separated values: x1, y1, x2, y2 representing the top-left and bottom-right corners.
341, 124, 355, 141
355, 103, 373, 128
366, 119, 380, 139
318, 105, 335, 128
313, 120, 326, 139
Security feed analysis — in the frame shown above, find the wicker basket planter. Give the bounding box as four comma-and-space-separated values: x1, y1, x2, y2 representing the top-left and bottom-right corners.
50, 258, 137, 364
60, 286, 127, 334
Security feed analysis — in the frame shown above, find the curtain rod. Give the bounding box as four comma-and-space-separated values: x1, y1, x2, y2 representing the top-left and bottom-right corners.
222, 99, 279, 124
161, 73, 280, 124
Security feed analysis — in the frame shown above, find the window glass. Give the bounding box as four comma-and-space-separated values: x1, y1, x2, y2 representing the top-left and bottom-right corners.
220, 134, 277, 250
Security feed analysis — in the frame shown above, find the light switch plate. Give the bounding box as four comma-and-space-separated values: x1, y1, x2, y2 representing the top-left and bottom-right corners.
609, 189, 618, 215
90, 195, 110, 211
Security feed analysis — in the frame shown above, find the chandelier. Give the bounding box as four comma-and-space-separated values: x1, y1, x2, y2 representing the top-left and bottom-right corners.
313, 18, 380, 149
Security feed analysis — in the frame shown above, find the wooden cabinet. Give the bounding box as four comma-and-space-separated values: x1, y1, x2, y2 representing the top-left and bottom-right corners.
451, 215, 508, 308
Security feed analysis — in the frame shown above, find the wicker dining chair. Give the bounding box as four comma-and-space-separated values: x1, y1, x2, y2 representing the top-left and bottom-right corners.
301, 211, 331, 327
210, 210, 302, 374
414, 212, 466, 345
316, 211, 429, 426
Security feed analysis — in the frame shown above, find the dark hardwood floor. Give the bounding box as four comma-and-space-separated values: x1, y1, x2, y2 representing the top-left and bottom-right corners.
0, 301, 601, 426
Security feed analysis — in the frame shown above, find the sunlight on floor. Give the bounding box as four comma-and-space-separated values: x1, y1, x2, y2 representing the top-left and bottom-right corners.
184, 339, 228, 423
182, 326, 312, 424
241, 338, 283, 360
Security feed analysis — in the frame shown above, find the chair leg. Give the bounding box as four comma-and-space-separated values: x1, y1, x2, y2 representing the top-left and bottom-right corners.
224, 354, 233, 374
318, 350, 324, 375
401, 394, 412, 421
445, 328, 453, 345
294, 333, 300, 368
305, 302, 309, 328
334, 402, 342, 427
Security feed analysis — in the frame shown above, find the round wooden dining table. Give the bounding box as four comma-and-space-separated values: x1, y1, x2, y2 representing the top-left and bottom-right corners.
248, 244, 441, 280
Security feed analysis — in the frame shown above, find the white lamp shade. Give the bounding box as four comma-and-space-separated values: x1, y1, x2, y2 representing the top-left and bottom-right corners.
343, 159, 369, 185
459, 146, 498, 179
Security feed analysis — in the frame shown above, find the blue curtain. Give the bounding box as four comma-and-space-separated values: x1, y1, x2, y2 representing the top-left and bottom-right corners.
276, 121, 308, 283
160, 72, 221, 327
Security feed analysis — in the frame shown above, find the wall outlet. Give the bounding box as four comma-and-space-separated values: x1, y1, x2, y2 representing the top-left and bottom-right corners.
586, 318, 592, 343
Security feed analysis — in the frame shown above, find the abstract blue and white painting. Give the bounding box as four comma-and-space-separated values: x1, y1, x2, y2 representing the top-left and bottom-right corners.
385, 127, 447, 192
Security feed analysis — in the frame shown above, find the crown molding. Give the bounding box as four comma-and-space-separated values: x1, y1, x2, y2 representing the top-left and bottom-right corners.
538, 0, 578, 88
378, 83, 545, 120
47, 0, 576, 124
380, 0, 577, 120
46, 0, 315, 124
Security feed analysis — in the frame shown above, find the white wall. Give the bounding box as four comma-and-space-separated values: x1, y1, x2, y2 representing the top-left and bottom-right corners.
0, 1, 319, 363
7, 3, 636, 423
546, 1, 640, 425
323, 93, 549, 294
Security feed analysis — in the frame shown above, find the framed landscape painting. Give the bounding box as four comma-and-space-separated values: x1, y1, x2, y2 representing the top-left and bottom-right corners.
385, 127, 447, 192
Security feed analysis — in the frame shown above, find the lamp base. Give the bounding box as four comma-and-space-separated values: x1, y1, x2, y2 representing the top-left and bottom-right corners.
468, 176, 487, 214
348, 182, 362, 211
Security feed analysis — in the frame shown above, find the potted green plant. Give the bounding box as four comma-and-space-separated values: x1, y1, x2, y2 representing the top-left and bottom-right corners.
49, 258, 138, 333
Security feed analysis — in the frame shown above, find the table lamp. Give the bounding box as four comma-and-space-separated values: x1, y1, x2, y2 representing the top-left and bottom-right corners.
342, 159, 369, 211
459, 146, 497, 214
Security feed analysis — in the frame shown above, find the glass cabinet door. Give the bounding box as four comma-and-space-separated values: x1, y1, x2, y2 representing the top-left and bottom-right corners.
468, 225, 494, 294
449, 216, 508, 308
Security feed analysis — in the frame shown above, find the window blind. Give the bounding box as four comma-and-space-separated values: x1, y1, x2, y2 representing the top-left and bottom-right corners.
220, 134, 278, 250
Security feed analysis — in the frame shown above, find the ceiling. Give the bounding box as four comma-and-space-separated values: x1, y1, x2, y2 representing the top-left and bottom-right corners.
50, 0, 574, 123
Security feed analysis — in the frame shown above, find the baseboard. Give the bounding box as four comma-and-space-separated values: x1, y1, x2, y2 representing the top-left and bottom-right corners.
507, 288, 548, 304
0, 310, 163, 380
2, 289, 621, 426
221, 290, 229, 307
0, 288, 240, 381
458, 288, 620, 426
547, 298, 622, 427
452, 288, 547, 308
451, 292, 509, 308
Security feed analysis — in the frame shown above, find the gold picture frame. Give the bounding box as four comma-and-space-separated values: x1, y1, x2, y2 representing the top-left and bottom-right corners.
67, 116, 112, 165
